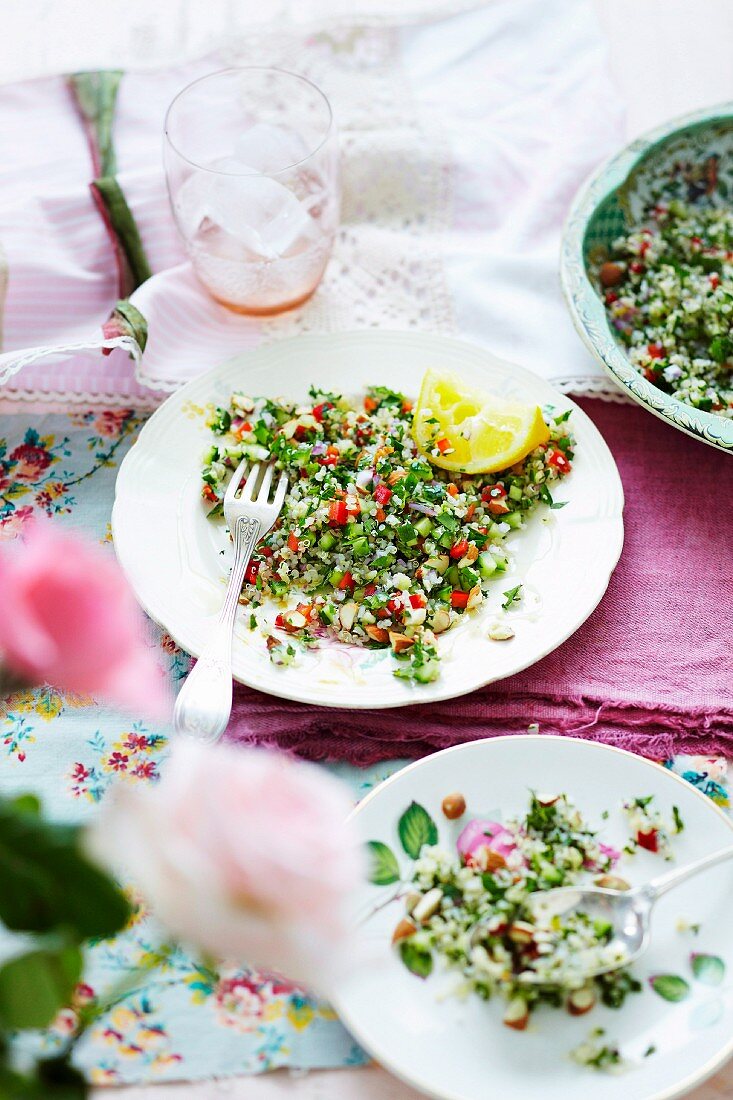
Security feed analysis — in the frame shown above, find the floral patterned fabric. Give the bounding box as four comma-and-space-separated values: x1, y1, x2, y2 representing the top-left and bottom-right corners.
0, 409, 730, 1085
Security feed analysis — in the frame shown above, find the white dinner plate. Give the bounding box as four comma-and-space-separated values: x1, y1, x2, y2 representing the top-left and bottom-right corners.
112, 331, 624, 708
334, 736, 733, 1100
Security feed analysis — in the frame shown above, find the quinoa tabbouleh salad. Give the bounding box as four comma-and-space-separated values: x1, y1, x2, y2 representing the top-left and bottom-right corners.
200, 374, 574, 683
380, 788, 683, 1052
596, 198, 733, 417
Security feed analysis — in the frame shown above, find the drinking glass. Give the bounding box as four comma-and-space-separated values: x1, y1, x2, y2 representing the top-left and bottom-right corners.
164, 67, 340, 315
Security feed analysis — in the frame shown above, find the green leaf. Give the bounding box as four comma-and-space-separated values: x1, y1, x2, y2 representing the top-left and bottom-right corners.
400, 941, 433, 979
8, 794, 41, 816
691, 953, 725, 986
0, 796, 131, 939
398, 802, 438, 859
0, 947, 82, 1029
501, 584, 523, 611
649, 974, 691, 1002
365, 841, 400, 885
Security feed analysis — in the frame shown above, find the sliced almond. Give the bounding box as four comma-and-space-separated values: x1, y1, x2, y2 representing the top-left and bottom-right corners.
392, 918, 417, 945
339, 601, 358, 632
503, 997, 530, 1031
365, 624, 389, 644
282, 610, 307, 630
535, 793, 560, 807
488, 623, 515, 641
430, 608, 451, 634
404, 891, 422, 915
507, 921, 536, 945
466, 584, 483, 610
460, 543, 479, 564
567, 985, 597, 1016
412, 887, 443, 923
389, 631, 415, 654
594, 874, 631, 892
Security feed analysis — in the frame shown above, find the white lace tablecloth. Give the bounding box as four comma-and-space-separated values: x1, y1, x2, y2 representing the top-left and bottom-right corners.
0, 0, 626, 404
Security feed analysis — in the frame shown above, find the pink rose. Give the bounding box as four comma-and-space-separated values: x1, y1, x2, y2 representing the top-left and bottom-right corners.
88, 741, 364, 992
0, 521, 168, 717
457, 819, 518, 868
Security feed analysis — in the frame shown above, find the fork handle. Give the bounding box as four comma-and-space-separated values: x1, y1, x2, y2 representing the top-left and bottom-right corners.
173, 515, 261, 743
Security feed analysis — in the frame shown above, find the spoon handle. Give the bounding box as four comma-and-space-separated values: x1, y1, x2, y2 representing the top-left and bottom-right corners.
647, 843, 733, 900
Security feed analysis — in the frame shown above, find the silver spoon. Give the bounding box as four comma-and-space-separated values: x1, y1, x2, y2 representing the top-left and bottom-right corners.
473, 844, 733, 982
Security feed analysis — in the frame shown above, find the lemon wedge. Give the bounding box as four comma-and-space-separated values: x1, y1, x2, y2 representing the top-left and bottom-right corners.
412, 368, 550, 474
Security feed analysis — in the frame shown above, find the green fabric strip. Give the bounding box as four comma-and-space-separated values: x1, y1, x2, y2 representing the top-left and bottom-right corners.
90, 176, 152, 294
68, 70, 123, 178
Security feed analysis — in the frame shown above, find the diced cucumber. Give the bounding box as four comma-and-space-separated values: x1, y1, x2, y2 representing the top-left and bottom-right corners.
352, 537, 370, 557
424, 555, 449, 575
509, 484, 523, 502
414, 659, 440, 683
445, 564, 460, 586
348, 523, 364, 538
328, 568, 344, 587
319, 532, 336, 551
439, 531, 454, 549
319, 604, 337, 625
414, 516, 433, 537
478, 551, 498, 579
505, 512, 523, 530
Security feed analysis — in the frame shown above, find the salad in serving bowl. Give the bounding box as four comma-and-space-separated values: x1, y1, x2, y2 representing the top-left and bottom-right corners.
561, 103, 733, 452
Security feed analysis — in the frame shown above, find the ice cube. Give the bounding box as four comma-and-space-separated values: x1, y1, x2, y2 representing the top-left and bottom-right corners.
215, 178, 320, 260
233, 122, 310, 174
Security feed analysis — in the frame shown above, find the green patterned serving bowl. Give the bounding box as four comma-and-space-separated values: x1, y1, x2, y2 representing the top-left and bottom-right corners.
560, 103, 733, 453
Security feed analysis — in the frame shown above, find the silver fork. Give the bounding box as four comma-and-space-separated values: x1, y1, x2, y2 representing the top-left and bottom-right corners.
173, 458, 288, 743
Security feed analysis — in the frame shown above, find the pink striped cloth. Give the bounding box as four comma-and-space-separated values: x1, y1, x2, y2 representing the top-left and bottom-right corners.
226, 397, 733, 764
0, 60, 261, 402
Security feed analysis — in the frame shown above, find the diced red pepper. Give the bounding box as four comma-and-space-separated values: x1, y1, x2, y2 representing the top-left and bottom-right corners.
244, 560, 260, 584
375, 507, 386, 523
364, 583, 377, 596
387, 597, 403, 615
260, 545, 274, 558
643, 367, 660, 382
287, 532, 300, 553
447, 483, 458, 496
465, 502, 476, 521
636, 828, 659, 853
345, 498, 361, 517
481, 484, 506, 502
691, 235, 702, 249
629, 261, 645, 274
639, 239, 650, 257
374, 483, 392, 505
450, 590, 470, 609
401, 399, 413, 414
647, 343, 666, 359
329, 501, 349, 526
436, 437, 451, 454
547, 449, 571, 473
409, 592, 427, 608
338, 571, 355, 592
312, 402, 333, 422
450, 539, 469, 560
364, 395, 379, 413
202, 484, 218, 503
710, 273, 721, 289
275, 613, 286, 630
605, 291, 619, 304
318, 445, 340, 467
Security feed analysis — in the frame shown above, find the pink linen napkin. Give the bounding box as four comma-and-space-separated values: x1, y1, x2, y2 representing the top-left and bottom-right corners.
226, 398, 733, 764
